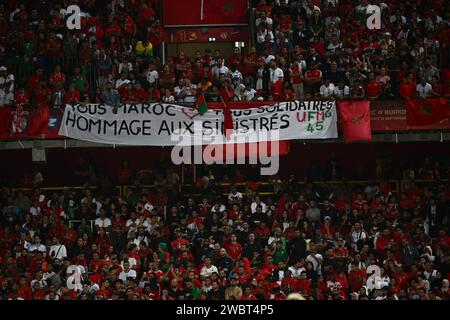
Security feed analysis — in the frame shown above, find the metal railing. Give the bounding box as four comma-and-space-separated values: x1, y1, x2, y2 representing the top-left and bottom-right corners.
8, 179, 404, 199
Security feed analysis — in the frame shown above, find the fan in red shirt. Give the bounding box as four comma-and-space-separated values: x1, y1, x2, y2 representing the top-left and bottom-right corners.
171, 230, 190, 253
64, 84, 81, 104
104, 16, 121, 38
227, 47, 244, 72
366, 73, 382, 100
122, 83, 139, 103
348, 263, 366, 292
399, 73, 417, 99
243, 46, 259, 77
225, 234, 243, 261
137, 2, 155, 28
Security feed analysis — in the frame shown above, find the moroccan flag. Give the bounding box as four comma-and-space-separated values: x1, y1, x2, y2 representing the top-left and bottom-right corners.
195, 93, 208, 115
204, 0, 248, 19
163, 0, 247, 26
27, 106, 49, 135
405, 98, 450, 126
339, 101, 372, 141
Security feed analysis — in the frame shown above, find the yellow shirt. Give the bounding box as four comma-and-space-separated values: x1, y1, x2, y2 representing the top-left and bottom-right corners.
135, 41, 153, 56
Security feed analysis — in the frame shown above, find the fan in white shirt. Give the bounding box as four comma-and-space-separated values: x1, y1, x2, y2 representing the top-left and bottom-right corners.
115, 73, 131, 89
288, 262, 306, 279
320, 79, 336, 99
269, 60, 284, 85
416, 78, 433, 98
251, 197, 267, 213
334, 83, 350, 99
200, 258, 219, 278
49, 237, 67, 260
95, 211, 112, 230
255, 12, 273, 27
228, 187, 243, 203
28, 236, 47, 253
119, 261, 137, 282
146, 67, 159, 86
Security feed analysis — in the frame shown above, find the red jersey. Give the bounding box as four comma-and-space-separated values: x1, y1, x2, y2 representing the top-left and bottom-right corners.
366, 81, 381, 98
225, 242, 243, 261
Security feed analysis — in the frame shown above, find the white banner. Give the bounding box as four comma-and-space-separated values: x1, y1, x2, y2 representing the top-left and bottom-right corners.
58, 102, 338, 146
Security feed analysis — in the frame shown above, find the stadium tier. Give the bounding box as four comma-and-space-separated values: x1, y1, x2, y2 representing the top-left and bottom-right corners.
0, 0, 449, 302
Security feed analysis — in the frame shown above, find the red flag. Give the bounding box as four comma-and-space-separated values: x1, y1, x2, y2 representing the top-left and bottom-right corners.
339, 101, 372, 141
163, 0, 247, 27
405, 98, 450, 126
223, 102, 234, 140
0, 107, 11, 134
204, 0, 248, 19
27, 106, 49, 135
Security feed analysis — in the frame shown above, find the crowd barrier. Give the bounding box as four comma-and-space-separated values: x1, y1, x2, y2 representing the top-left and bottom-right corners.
8, 179, 408, 199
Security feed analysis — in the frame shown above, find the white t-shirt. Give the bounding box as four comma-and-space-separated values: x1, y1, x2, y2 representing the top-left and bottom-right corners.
119, 269, 137, 281
200, 265, 219, 277
28, 243, 47, 253
211, 204, 226, 214
49, 244, 67, 260
320, 83, 336, 97
228, 192, 243, 202
243, 88, 257, 101
334, 85, 350, 98
288, 266, 306, 279
95, 217, 112, 229
115, 78, 131, 89
251, 201, 267, 213
212, 65, 230, 79
351, 231, 367, 243
416, 83, 432, 98
146, 70, 159, 85
118, 62, 133, 75
255, 17, 273, 27
270, 67, 284, 84
257, 30, 274, 44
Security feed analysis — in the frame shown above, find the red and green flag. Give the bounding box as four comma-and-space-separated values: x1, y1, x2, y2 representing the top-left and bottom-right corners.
406, 98, 450, 126
196, 93, 208, 115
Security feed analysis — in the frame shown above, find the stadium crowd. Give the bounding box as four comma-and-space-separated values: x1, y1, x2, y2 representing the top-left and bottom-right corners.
0, 155, 449, 300
0, 0, 449, 122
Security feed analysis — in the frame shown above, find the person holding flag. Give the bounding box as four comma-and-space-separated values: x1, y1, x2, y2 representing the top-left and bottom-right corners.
219, 78, 235, 139
195, 77, 213, 115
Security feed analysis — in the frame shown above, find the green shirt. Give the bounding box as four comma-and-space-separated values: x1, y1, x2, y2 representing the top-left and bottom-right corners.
71, 75, 86, 93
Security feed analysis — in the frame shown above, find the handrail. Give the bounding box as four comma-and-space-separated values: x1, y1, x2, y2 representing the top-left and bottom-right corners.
6, 179, 405, 199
